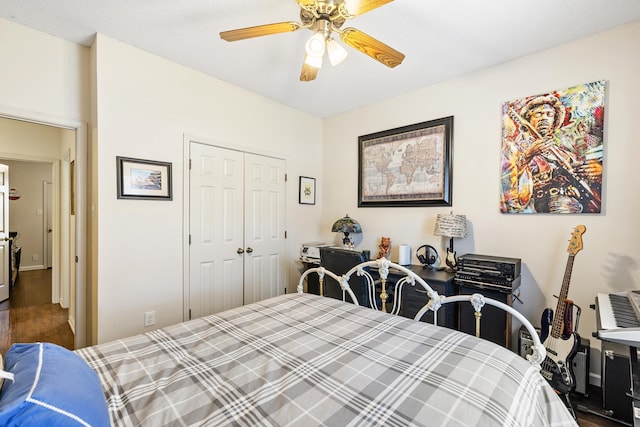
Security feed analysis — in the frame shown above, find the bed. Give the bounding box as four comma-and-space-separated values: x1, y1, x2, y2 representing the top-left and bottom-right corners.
0, 259, 576, 426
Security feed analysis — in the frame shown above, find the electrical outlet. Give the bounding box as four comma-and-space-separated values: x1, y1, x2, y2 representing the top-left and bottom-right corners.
32, 254, 39, 261
144, 311, 156, 327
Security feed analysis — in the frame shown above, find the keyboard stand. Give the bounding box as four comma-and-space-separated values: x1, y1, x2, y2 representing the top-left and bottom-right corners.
630, 347, 640, 426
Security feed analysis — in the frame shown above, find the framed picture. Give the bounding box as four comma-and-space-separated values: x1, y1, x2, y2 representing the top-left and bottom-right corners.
116, 156, 172, 200
500, 80, 605, 214
358, 116, 453, 207
299, 176, 316, 205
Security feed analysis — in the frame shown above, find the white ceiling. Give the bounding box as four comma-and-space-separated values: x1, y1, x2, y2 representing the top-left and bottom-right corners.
3, 0, 640, 118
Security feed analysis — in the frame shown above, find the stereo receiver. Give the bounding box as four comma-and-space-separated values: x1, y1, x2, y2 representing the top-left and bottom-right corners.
457, 253, 521, 281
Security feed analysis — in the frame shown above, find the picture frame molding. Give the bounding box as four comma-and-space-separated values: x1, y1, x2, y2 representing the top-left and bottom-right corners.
358, 116, 453, 207
116, 156, 173, 200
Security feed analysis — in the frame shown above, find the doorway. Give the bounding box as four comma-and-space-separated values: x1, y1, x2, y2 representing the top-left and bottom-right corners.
0, 109, 87, 349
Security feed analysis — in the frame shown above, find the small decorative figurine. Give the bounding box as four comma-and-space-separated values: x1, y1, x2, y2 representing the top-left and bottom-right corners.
376, 237, 391, 259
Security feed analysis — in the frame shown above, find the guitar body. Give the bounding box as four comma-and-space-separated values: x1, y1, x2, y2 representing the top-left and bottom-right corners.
539, 308, 552, 342
540, 326, 581, 394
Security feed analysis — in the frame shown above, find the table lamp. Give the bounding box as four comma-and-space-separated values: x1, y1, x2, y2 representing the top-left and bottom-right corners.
434, 212, 467, 271
331, 214, 362, 249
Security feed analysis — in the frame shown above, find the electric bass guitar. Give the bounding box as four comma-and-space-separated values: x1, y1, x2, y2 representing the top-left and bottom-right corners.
539, 225, 585, 394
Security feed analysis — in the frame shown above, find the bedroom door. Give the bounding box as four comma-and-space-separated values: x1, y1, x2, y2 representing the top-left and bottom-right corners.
188, 142, 286, 318
0, 164, 9, 302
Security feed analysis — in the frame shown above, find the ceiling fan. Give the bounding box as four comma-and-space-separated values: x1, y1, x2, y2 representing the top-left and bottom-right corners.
220, 0, 405, 82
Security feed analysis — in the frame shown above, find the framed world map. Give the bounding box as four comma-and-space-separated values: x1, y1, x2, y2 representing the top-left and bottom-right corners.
358, 116, 453, 207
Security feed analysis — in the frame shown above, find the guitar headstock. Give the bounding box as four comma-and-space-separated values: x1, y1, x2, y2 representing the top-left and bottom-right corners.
567, 225, 586, 255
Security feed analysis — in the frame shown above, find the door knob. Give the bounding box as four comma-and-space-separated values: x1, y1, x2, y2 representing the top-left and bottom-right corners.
246, 247, 253, 253
236, 248, 245, 254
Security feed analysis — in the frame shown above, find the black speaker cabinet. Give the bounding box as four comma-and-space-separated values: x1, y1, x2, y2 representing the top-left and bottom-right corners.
458, 283, 513, 348
602, 340, 633, 424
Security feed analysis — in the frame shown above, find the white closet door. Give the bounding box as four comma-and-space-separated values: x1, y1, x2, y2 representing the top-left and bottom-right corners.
189, 143, 244, 317
243, 153, 286, 304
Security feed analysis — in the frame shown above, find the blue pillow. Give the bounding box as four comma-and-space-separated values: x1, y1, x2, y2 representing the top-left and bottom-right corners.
0, 343, 110, 426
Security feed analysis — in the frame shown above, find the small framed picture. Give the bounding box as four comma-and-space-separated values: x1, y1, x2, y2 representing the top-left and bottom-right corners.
116, 156, 172, 200
299, 176, 316, 205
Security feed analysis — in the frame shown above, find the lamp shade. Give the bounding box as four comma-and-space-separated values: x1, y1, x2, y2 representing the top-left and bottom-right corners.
326, 38, 348, 66
433, 213, 467, 239
331, 214, 362, 234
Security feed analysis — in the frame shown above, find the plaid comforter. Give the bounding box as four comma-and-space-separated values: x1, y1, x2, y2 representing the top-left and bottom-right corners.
76, 293, 576, 426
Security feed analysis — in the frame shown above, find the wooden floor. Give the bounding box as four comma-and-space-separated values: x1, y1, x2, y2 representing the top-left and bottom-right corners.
0, 269, 74, 356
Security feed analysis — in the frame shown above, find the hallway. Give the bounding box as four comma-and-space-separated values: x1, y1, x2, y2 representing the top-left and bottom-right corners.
0, 269, 74, 356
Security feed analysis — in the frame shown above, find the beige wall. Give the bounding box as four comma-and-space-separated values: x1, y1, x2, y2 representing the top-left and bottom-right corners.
0, 20, 90, 123
0, 159, 52, 270
93, 35, 324, 343
323, 20, 640, 381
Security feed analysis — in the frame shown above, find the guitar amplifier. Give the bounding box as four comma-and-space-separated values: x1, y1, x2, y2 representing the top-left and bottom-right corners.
518, 325, 540, 359
519, 326, 590, 396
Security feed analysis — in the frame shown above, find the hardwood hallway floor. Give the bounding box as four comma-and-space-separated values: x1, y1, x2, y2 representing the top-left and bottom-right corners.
0, 269, 74, 356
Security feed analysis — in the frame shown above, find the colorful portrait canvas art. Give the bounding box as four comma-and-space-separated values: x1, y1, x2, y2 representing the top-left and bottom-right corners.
500, 80, 605, 214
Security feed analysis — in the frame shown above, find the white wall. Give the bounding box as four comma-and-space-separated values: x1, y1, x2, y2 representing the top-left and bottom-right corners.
93, 35, 324, 343
323, 20, 640, 380
0, 20, 89, 123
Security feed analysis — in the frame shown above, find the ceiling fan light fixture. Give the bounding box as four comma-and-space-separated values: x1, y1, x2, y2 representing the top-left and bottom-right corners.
304, 53, 323, 69
327, 38, 348, 66
305, 32, 326, 57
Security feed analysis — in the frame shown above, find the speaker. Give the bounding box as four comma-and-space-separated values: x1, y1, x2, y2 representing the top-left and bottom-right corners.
459, 284, 513, 347
398, 244, 411, 265
572, 337, 590, 396
602, 340, 633, 423
518, 325, 540, 359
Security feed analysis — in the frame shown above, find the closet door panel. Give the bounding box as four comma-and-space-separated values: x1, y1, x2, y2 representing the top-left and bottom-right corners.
189, 143, 244, 317
243, 154, 286, 304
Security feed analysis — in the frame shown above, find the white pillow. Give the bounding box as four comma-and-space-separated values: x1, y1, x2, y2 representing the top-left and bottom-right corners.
0, 353, 14, 389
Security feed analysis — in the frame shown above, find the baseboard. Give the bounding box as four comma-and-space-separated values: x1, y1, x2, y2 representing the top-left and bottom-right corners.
68, 316, 76, 335
590, 372, 601, 387
19, 265, 45, 271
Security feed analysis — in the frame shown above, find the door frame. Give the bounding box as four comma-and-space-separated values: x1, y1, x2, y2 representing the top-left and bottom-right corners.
0, 106, 88, 349
44, 180, 53, 270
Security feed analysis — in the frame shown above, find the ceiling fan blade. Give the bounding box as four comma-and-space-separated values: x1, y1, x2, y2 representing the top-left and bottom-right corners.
300, 56, 319, 82
343, 0, 393, 16
340, 27, 404, 68
220, 22, 301, 42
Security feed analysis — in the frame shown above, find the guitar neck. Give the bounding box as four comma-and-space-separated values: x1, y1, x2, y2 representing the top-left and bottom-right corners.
551, 254, 575, 338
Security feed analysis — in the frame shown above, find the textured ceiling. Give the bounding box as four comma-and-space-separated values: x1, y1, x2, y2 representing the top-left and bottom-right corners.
3, 0, 640, 118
